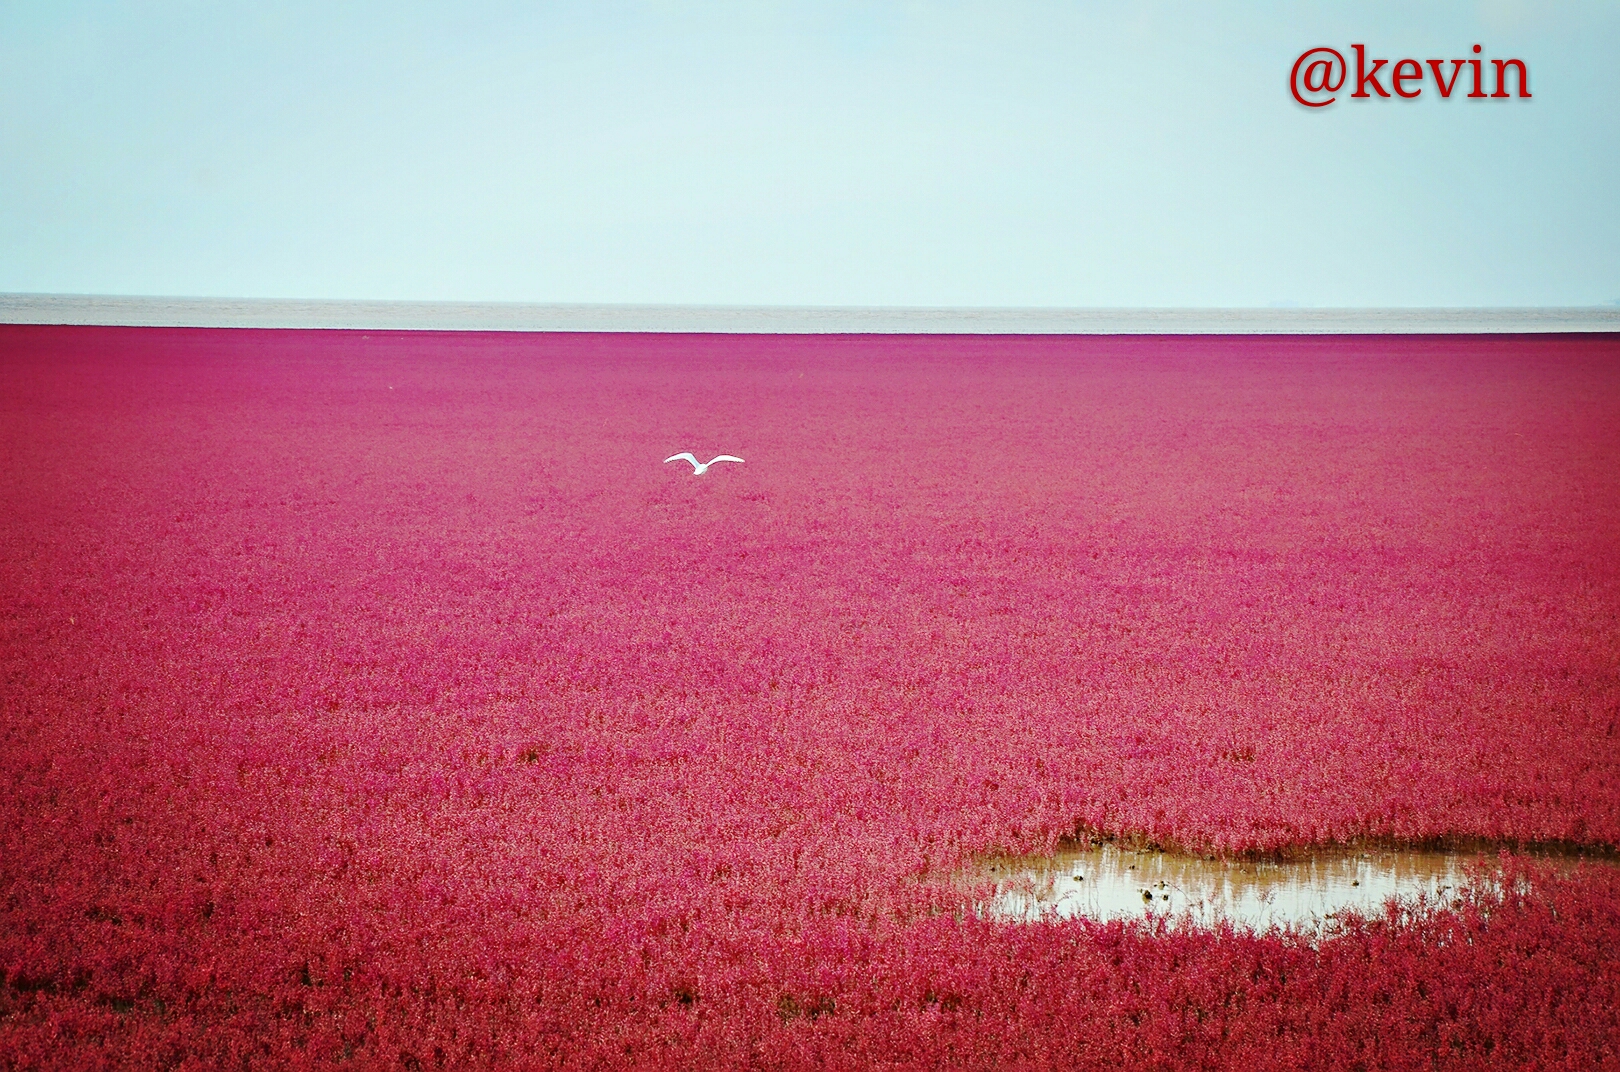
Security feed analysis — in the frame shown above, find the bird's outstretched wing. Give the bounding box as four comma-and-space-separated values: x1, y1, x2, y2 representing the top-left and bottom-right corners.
706, 455, 745, 466
664, 453, 700, 469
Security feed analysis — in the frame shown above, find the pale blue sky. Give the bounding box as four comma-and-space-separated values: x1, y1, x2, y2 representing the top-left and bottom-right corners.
2, 1, 1616, 306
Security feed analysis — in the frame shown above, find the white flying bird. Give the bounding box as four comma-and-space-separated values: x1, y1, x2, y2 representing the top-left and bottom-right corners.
664, 452, 744, 475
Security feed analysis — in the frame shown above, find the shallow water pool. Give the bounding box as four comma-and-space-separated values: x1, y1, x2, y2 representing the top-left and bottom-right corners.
975, 843, 1612, 929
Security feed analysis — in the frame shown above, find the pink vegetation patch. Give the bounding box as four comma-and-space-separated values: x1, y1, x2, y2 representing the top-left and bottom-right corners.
3, 326, 1619, 1068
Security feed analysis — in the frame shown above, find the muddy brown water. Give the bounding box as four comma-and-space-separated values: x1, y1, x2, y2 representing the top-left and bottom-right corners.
972, 844, 1617, 930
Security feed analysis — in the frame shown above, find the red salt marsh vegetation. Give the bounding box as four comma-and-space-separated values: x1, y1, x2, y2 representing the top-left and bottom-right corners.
2, 325, 1619, 1068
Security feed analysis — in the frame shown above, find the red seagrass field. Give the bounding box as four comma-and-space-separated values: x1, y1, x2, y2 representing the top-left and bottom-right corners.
3, 324, 1619, 1069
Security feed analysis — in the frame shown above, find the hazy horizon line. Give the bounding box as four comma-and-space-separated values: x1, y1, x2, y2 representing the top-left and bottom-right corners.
4, 294, 1618, 335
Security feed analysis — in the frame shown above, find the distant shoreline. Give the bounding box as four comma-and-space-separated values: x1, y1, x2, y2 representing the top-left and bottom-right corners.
3, 294, 1617, 334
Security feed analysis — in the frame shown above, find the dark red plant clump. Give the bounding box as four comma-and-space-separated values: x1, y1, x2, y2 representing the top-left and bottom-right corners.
3, 326, 1618, 1068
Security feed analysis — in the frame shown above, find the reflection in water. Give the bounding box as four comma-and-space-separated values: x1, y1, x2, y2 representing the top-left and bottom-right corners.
975, 844, 1610, 930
